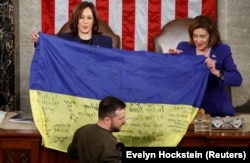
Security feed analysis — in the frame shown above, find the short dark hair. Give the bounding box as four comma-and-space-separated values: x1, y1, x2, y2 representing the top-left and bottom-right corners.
98, 96, 126, 119
69, 1, 100, 35
188, 15, 221, 47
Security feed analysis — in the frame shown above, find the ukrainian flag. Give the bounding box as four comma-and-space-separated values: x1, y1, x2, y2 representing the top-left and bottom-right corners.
30, 33, 209, 152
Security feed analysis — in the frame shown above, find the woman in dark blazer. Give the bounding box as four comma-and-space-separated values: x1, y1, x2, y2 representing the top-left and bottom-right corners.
31, 1, 112, 49
168, 15, 242, 116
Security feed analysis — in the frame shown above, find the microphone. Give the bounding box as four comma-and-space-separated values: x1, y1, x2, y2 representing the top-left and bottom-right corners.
116, 142, 125, 160
116, 142, 125, 151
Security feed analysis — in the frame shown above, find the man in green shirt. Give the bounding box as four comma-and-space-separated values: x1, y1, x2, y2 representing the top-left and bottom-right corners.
67, 96, 126, 163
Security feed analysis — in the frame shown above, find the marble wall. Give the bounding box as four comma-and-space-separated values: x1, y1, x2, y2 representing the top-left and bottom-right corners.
217, 0, 250, 112
17, 0, 250, 113
0, 0, 15, 111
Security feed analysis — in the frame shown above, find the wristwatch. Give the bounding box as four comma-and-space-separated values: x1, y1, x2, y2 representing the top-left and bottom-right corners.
219, 70, 224, 80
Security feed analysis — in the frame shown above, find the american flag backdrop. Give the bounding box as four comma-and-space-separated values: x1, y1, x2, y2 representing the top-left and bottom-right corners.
42, 0, 217, 51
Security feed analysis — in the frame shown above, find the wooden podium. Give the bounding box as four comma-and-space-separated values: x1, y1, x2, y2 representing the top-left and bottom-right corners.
1, 112, 250, 162
0, 112, 78, 163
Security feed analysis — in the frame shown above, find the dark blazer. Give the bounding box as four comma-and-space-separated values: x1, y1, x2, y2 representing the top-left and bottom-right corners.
57, 33, 113, 49
177, 41, 242, 116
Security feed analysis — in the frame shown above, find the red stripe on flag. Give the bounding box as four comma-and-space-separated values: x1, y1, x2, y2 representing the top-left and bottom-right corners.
68, 0, 81, 19
175, 0, 188, 18
96, 0, 109, 23
42, 0, 55, 34
202, 0, 217, 21
122, 0, 136, 50
148, 0, 161, 51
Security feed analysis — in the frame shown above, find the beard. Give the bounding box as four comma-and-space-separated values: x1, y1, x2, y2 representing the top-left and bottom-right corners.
110, 123, 121, 132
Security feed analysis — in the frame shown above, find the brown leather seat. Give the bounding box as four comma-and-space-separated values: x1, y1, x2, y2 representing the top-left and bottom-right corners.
153, 18, 193, 53
57, 20, 120, 49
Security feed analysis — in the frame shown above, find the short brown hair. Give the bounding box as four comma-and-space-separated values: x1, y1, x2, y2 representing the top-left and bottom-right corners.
188, 15, 221, 47
98, 96, 126, 119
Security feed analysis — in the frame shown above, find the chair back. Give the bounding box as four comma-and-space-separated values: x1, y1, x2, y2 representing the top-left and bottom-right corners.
57, 20, 120, 49
153, 18, 193, 53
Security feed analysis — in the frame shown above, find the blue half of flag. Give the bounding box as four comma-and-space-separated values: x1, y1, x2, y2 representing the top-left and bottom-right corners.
30, 32, 209, 107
